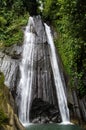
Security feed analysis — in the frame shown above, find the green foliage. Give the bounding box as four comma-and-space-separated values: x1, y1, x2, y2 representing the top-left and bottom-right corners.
0, 12, 29, 47
0, 110, 8, 126
4, 30, 23, 46
0, 0, 30, 47
0, 73, 8, 126
0, 72, 4, 89
0, 16, 7, 26
43, 0, 59, 21
0, 0, 42, 47
43, 0, 86, 98
12, 0, 24, 15
3, 14, 29, 46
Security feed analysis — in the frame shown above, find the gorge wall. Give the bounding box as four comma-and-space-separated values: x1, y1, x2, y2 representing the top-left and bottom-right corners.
0, 16, 86, 128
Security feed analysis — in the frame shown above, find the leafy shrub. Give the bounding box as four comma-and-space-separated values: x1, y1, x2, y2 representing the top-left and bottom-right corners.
0, 13, 29, 47
0, 73, 4, 89
0, 16, 7, 26
43, 0, 86, 97
0, 110, 8, 126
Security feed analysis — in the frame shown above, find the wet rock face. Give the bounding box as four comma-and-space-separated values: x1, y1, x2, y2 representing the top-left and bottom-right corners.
27, 16, 58, 106
33, 16, 47, 44
68, 89, 86, 125
0, 44, 22, 90
30, 42, 62, 122
30, 98, 61, 123
31, 43, 58, 106
27, 16, 61, 123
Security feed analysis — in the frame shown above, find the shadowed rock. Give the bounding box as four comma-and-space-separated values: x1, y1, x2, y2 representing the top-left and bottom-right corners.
30, 98, 61, 123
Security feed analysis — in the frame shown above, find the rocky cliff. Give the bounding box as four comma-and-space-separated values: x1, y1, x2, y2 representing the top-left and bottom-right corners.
0, 73, 25, 130
0, 44, 22, 90
67, 84, 86, 128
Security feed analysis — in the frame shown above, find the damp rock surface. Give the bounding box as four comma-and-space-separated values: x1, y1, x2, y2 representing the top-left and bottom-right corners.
30, 98, 61, 123
0, 44, 22, 89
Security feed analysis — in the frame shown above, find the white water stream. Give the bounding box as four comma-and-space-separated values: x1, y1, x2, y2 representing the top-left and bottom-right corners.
17, 17, 35, 125
17, 16, 70, 125
44, 23, 70, 123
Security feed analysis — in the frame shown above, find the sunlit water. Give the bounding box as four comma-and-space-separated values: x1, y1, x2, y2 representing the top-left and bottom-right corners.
44, 24, 70, 123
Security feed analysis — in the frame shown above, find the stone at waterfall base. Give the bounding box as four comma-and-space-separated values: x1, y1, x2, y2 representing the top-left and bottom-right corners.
29, 98, 61, 123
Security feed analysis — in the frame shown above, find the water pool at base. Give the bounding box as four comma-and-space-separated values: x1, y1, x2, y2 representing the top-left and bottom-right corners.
25, 124, 83, 130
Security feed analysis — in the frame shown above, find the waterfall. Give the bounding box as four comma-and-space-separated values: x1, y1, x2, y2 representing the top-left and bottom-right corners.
44, 23, 70, 124
17, 15, 70, 125
17, 17, 35, 125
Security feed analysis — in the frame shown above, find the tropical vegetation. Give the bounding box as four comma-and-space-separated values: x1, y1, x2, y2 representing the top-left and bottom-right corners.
42, 0, 86, 98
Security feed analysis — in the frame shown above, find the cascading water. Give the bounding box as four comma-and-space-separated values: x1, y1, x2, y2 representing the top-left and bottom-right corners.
44, 23, 70, 124
17, 15, 70, 125
17, 17, 35, 125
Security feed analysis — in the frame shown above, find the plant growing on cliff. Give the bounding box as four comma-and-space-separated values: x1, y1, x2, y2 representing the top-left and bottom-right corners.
0, 73, 9, 126
42, 0, 86, 98
0, 110, 8, 126
0, 0, 29, 47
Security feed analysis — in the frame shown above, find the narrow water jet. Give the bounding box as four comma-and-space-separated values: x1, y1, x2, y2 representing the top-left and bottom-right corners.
17, 17, 35, 125
44, 23, 70, 123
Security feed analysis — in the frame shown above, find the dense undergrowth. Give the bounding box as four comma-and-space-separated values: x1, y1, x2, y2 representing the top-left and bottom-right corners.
0, 0, 29, 47
42, 0, 86, 98
0, 0, 42, 47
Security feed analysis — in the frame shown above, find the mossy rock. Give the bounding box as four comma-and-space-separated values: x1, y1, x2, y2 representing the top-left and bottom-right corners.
0, 110, 9, 126
0, 72, 25, 130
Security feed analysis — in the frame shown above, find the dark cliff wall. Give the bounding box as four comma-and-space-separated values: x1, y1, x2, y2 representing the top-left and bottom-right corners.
30, 42, 61, 123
